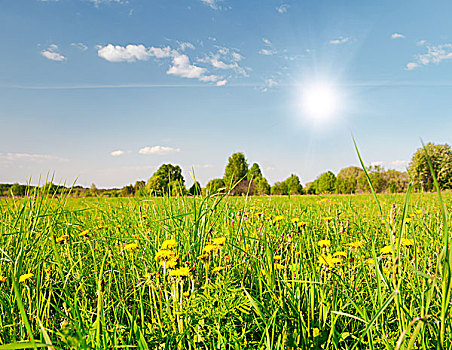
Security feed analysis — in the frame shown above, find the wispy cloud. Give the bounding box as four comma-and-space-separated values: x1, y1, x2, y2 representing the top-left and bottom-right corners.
0, 152, 67, 162
138, 146, 181, 155
197, 47, 247, 76
406, 43, 452, 70
87, 0, 126, 7
110, 150, 125, 156
40, 44, 66, 61
71, 42, 88, 51
391, 33, 405, 39
276, 4, 289, 13
259, 48, 277, 56
329, 37, 350, 45
97, 44, 173, 62
201, 0, 223, 10
261, 78, 278, 92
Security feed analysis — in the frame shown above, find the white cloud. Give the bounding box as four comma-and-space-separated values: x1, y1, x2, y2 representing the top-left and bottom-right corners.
391, 33, 405, 39
417, 40, 426, 46
0, 152, 66, 162
178, 42, 195, 51
406, 43, 452, 70
71, 42, 88, 51
406, 62, 420, 70
262, 38, 272, 46
276, 4, 289, 13
87, 0, 124, 6
231, 52, 243, 61
40, 44, 66, 61
259, 48, 277, 56
216, 79, 227, 86
97, 44, 172, 62
198, 48, 247, 77
138, 146, 181, 155
201, 0, 222, 10
110, 150, 125, 156
167, 53, 218, 82
329, 37, 350, 45
261, 78, 278, 92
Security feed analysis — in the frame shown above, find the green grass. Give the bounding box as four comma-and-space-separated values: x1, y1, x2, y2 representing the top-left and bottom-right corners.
0, 190, 450, 349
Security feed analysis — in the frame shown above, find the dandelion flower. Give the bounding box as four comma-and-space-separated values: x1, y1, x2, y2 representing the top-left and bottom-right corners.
155, 249, 175, 261
162, 239, 178, 250
318, 239, 331, 248
323, 217, 333, 222
313, 328, 320, 337
212, 236, 226, 245
169, 267, 190, 277
212, 266, 225, 273
125, 242, 138, 251
347, 241, 365, 248
297, 221, 308, 228
0, 275, 6, 283
273, 255, 282, 261
380, 245, 393, 255
333, 251, 347, 258
19, 273, 33, 283
404, 218, 412, 224
275, 263, 285, 270
203, 244, 219, 253
144, 273, 152, 279
273, 215, 285, 222
415, 209, 422, 215
400, 238, 414, 247
291, 218, 299, 224
79, 230, 89, 237
197, 254, 209, 261
162, 258, 178, 269
183, 291, 190, 297
366, 258, 375, 266
56, 235, 68, 243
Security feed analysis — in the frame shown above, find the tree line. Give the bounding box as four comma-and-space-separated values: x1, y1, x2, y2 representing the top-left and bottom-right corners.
2, 142, 451, 197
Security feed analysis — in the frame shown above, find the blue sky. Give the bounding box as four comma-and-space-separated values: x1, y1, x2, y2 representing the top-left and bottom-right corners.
1, 0, 451, 188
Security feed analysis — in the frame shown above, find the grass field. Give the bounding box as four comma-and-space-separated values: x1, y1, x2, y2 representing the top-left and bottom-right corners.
0, 188, 451, 349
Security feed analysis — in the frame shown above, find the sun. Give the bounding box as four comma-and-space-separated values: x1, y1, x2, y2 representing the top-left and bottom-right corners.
300, 82, 340, 121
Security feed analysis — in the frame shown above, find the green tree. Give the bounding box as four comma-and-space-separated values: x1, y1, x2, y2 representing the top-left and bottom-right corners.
254, 177, 271, 195
147, 164, 185, 196
247, 163, 262, 180
224, 152, 248, 186
316, 171, 337, 194
133, 180, 146, 196
285, 174, 303, 195
206, 178, 226, 194
121, 184, 134, 196
10, 183, 26, 196
336, 166, 363, 194
271, 181, 288, 195
305, 181, 318, 195
188, 181, 202, 195
408, 142, 452, 191
89, 183, 99, 197
383, 169, 409, 193
357, 165, 386, 193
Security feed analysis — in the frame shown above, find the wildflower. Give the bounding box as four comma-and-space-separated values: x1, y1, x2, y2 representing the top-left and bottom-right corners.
404, 218, 412, 224
169, 267, 190, 277
0, 275, 6, 283
347, 241, 365, 248
297, 221, 308, 228
382, 267, 391, 275
56, 235, 68, 243
125, 242, 138, 251
203, 244, 219, 253
380, 245, 393, 255
162, 258, 178, 269
291, 218, 299, 224
183, 291, 190, 297
79, 230, 89, 237
161, 239, 178, 250
318, 254, 341, 267
400, 238, 414, 247
313, 328, 320, 337
155, 249, 175, 261
144, 273, 152, 279
275, 263, 285, 270
333, 251, 347, 258
19, 273, 34, 283
295, 251, 301, 257
212, 236, 226, 245
212, 266, 225, 273
366, 258, 375, 266
197, 254, 209, 261
273, 255, 282, 261
415, 209, 422, 215
323, 217, 333, 222
318, 239, 331, 248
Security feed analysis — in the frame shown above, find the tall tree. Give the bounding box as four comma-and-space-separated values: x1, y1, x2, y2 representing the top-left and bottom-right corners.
224, 152, 248, 186
247, 163, 262, 180
316, 171, 337, 194
285, 174, 303, 195
408, 142, 452, 191
254, 177, 271, 195
147, 164, 185, 196
336, 166, 363, 194
206, 178, 226, 194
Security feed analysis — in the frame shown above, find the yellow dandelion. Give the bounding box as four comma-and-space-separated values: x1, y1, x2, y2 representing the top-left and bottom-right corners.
56, 235, 68, 243
323, 217, 333, 222
404, 218, 412, 224
273, 255, 282, 261
291, 218, 299, 224
161, 239, 178, 250
79, 229, 89, 237
183, 291, 190, 297
144, 273, 152, 279
203, 244, 219, 253
273, 215, 285, 222
380, 245, 393, 255
19, 273, 34, 283
125, 242, 138, 251
212, 266, 225, 273
297, 221, 308, 227
0, 275, 6, 283
400, 238, 414, 247
275, 263, 285, 270
162, 258, 178, 269
415, 209, 422, 215
155, 249, 175, 261
197, 253, 209, 261
347, 241, 365, 248
212, 236, 226, 245
169, 267, 190, 277
318, 239, 331, 247
313, 328, 320, 337
333, 251, 347, 258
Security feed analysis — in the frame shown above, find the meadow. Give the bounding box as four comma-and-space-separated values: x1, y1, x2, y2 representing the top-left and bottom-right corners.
0, 188, 451, 349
